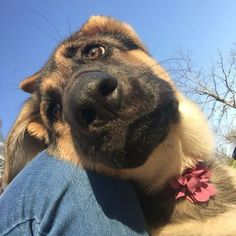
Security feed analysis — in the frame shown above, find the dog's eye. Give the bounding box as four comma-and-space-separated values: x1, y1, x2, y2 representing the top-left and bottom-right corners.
46, 103, 61, 121
84, 45, 106, 60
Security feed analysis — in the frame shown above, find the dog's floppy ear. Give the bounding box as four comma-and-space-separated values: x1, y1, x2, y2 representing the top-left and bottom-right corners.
3, 75, 47, 187
19, 71, 41, 93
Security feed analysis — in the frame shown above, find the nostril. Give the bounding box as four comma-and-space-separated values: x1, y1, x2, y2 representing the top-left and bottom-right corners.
81, 107, 96, 127
99, 78, 118, 97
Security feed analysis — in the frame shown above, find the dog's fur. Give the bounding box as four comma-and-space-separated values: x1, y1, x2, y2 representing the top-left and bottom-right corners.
3, 16, 236, 235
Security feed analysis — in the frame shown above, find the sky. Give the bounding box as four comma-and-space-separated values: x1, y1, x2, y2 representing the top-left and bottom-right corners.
0, 0, 236, 138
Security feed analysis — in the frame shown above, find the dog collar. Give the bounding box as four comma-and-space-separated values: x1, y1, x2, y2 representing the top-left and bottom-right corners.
169, 163, 217, 203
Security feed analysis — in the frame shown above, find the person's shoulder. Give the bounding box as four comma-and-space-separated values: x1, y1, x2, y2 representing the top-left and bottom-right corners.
1, 152, 87, 203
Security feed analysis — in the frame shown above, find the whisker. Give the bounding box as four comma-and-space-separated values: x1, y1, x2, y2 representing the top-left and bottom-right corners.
26, 24, 59, 43
0, 88, 19, 91
67, 16, 73, 38
22, 6, 63, 41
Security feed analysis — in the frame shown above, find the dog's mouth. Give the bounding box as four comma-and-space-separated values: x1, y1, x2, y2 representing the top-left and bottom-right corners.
64, 70, 179, 169
80, 107, 97, 127
79, 106, 117, 130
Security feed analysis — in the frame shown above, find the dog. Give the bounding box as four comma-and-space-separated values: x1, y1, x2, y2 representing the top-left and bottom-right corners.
3, 16, 236, 235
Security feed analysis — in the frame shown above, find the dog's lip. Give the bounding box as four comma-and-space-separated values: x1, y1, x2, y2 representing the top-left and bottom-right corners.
85, 120, 113, 136
89, 119, 107, 128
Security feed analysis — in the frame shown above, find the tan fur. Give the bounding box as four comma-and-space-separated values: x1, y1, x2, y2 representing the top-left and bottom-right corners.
47, 123, 81, 165
124, 50, 174, 86
2, 98, 45, 187
27, 121, 48, 142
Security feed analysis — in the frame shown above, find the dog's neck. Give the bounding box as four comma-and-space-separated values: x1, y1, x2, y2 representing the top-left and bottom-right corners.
126, 131, 205, 193
134, 161, 236, 231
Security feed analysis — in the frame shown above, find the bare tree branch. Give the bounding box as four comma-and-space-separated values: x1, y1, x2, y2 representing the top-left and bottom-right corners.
164, 48, 236, 124
161, 47, 236, 157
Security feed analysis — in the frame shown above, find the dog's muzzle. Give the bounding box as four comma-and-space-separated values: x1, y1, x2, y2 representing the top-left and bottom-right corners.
63, 70, 179, 169
64, 71, 120, 131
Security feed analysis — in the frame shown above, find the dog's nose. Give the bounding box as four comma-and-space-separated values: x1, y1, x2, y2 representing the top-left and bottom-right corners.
64, 71, 119, 129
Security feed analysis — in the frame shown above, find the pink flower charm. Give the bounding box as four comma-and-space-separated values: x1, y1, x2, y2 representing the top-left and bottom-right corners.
170, 164, 217, 203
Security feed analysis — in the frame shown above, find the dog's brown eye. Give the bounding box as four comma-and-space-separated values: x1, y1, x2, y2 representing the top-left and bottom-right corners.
84, 45, 106, 60
47, 103, 61, 121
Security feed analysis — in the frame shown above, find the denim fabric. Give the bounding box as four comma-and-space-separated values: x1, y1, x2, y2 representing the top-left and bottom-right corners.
0, 152, 148, 236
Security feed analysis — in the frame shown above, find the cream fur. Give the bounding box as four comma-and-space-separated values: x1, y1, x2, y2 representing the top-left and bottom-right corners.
155, 209, 236, 236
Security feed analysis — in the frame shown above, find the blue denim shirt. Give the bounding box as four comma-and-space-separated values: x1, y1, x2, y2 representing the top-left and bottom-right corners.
0, 152, 148, 235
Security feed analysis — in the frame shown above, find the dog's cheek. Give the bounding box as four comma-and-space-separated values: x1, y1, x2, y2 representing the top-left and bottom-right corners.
46, 122, 81, 165
120, 50, 175, 87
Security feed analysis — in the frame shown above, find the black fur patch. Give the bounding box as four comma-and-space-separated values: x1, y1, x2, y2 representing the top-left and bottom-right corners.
101, 32, 143, 51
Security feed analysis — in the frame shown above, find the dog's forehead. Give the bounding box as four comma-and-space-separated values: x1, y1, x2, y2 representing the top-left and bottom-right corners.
56, 15, 147, 55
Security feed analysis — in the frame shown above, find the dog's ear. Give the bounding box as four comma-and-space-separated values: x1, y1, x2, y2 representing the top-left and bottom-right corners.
79, 15, 147, 52
19, 71, 41, 93
3, 82, 48, 187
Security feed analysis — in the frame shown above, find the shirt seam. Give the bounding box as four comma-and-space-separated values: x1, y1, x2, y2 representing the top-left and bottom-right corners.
1, 217, 41, 236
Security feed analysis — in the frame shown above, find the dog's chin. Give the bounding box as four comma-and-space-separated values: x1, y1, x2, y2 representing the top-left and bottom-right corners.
71, 99, 179, 169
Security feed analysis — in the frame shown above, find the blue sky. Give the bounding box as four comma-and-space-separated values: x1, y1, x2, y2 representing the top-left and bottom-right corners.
0, 0, 236, 137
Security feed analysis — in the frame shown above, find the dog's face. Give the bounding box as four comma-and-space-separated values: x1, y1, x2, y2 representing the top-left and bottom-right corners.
4, 16, 183, 185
